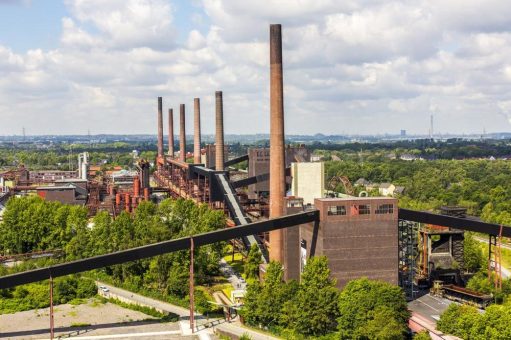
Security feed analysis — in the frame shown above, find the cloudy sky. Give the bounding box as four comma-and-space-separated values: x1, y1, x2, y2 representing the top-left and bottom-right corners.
1, 0, 511, 136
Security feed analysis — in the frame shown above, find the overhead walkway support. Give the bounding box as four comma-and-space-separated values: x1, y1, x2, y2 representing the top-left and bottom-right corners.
215, 172, 269, 262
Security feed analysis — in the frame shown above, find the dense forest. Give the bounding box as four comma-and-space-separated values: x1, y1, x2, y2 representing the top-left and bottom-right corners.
312, 138, 511, 160
0, 197, 226, 313
324, 158, 511, 225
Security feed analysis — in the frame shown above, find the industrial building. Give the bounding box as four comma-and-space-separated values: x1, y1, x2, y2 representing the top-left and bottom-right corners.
296, 197, 398, 288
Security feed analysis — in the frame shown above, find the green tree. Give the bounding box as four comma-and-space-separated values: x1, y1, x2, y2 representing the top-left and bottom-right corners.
337, 278, 409, 339
244, 244, 262, 280
463, 232, 484, 273
289, 256, 339, 336
437, 303, 479, 339
413, 330, 431, 340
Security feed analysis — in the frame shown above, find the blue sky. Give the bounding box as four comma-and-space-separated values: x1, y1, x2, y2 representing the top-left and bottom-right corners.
0, 1, 67, 52
1, 0, 511, 135
0, 0, 209, 52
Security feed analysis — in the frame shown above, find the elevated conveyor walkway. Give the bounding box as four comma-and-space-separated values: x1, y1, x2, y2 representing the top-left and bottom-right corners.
215, 173, 269, 263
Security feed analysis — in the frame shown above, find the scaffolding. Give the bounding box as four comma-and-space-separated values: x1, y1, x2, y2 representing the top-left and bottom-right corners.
398, 219, 418, 300
488, 225, 503, 291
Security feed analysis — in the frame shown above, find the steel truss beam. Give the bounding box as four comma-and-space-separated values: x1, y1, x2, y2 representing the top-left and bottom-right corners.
398, 209, 511, 237
0, 211, 319, 289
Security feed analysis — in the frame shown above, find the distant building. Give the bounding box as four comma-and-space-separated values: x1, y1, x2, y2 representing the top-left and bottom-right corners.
37, 184, 87, 205
247, 146, 311, 199
290, 162, 325, 205
354, 178, 371, 186
400, 129, 406, 136
400, 153, 418, 161
379, 183, 396, 196
311, 154, 324, 162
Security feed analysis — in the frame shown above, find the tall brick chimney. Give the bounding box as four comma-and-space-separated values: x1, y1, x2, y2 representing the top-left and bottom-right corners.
157, 97, 164, 158
179, 104, 186, 162
215, 91, 225, 171
269, 24, 285, 263
168, 108, 174, 157
194, 98, 201, 164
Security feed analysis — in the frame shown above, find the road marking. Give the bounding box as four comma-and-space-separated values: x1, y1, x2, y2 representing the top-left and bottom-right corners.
417, 299, 440, 312
427, 294, 449, 305
38, 330, 181, 340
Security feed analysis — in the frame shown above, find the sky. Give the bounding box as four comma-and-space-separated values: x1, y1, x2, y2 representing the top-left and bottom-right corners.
1, 0, 511, 136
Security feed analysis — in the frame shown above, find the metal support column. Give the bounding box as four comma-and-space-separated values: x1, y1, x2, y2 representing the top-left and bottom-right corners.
398, 220, 418, 300
488, 225, 503, 291
189, 237, 195, 332
50, 275, 54, 339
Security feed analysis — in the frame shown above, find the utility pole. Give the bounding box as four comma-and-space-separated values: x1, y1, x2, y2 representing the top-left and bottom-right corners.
50, 275, 54, 339
189, 237, 195, 332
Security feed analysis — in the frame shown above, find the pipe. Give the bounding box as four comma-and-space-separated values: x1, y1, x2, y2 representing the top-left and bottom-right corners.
157, 97, 164, 158
133, 175, 140, 197
125, 193, 131, 213
215, 91, 225, 171
144, 187, 150, 201
168, 108, 174, 157
115, 193, 121, 207
180, 104, 186, 162
194, 98, 201, 164
269, 24, 285, 263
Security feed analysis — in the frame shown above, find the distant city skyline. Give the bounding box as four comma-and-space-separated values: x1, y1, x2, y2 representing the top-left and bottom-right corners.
1, 1, 511, 136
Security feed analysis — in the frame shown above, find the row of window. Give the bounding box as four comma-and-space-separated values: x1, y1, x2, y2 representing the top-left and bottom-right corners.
327, 203, 394, 216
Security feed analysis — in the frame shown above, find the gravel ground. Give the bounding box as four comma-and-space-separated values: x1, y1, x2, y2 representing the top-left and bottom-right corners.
0, 298, 194, 339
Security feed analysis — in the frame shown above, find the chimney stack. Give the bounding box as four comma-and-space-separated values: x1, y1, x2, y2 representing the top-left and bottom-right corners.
179, 104, 186, 162
157, 97, 164, 158
215, 91, 225, 171
269, 24, 285, 263
168, 108, 174, 157
194, 98, 201, 164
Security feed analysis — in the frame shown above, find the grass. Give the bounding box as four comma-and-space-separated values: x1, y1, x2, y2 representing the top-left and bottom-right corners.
98, 296, 179, 322
223, 250, 246, 279
479, 243, 511, 270
69, 298, 86, 306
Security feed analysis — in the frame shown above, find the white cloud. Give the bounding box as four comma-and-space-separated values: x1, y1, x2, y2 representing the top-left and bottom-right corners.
2, 0, 511, 135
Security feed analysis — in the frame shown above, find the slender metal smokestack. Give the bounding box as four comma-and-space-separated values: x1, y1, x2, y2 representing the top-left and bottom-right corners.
194, 98, 201, 164
179, 104, 186, 162
269, 24, 285, 263
157, 97, 164, 158
168, 108, 174, 157
215, 91, 225, 171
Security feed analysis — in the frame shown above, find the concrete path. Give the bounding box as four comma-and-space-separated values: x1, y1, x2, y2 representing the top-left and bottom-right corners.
219, 258, 247, 291
96, 281, 278, 340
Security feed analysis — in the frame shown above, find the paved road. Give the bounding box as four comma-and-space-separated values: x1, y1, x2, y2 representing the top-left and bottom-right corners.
97, 281, 279, 340
473, 236, 511, 278
408, 293, 453, 323
219, 258, 247, 290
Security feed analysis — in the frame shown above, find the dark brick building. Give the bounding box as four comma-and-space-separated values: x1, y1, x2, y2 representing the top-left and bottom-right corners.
286, 197, 398, 288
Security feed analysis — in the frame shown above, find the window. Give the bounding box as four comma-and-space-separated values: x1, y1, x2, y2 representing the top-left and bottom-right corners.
375, 204, 394, 214
327, 205, 346, 216
358, 204, 371, 215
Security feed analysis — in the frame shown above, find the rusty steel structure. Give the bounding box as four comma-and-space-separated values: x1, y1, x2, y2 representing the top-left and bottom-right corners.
269, 24, 286, 263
